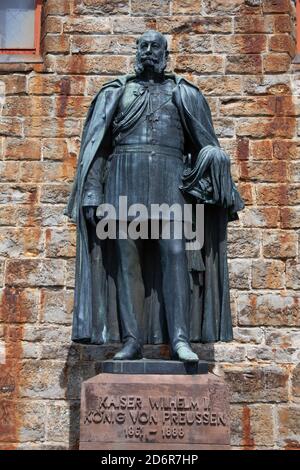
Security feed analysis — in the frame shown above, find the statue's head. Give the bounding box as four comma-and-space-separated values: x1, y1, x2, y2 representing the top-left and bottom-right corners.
134, 30, 169, 76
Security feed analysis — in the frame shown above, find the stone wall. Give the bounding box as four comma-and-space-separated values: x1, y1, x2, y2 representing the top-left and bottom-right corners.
0, 0, 299, 450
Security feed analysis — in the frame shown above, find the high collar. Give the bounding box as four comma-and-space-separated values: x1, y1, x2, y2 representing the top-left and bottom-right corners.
103, 72, 198, 89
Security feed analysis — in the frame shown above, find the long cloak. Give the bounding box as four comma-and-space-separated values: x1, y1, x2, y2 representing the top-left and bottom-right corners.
65, 73, 244, 345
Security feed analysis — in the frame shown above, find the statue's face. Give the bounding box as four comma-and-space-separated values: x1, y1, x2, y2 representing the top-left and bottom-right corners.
135, 31, 168, 75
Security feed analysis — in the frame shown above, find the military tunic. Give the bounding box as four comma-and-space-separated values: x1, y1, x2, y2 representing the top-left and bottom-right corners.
103, 77, 187, 220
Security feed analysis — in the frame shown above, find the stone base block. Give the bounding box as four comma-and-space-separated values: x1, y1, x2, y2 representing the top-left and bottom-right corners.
80, 365, 230, 450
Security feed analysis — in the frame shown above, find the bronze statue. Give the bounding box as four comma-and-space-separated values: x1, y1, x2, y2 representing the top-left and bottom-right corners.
65, 31, 244, 362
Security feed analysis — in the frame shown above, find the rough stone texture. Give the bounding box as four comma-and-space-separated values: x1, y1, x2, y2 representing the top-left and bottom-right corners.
230, 404, 275, 448
0, 0, 299, 451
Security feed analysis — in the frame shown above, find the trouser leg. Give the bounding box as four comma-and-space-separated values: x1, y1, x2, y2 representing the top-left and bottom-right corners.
158, 221, 190, 352
115, 234, 145, 347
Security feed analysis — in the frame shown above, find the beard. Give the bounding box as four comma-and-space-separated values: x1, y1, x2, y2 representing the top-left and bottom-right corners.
134, 51, 167, 75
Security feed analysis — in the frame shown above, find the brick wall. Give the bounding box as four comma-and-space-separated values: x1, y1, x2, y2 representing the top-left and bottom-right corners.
0, 0, 299, 450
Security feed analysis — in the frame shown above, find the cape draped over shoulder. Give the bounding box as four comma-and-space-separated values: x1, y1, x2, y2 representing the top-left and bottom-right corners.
65, 73, 244, 345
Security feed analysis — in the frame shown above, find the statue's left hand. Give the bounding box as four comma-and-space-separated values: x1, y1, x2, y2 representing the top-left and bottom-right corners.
83, 205, 98, 227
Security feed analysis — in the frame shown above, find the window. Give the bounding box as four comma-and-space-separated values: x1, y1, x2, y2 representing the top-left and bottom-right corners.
0, 0, 42, 57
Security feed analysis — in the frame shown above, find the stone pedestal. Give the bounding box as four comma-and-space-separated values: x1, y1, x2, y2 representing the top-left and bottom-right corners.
79, 360, 230, 450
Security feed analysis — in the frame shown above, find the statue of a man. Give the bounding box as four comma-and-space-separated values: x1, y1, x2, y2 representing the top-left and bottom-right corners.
65, 30, 244, 362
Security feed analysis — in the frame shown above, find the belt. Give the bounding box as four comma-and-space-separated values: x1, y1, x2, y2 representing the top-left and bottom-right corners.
111, 144, 184, 160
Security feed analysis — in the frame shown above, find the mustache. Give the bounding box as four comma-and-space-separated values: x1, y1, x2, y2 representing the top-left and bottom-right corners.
134, 53, 167, 74
140, 56, 158, 62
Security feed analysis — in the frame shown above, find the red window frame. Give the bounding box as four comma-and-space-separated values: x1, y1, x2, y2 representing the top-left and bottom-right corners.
0, 0, 42, 56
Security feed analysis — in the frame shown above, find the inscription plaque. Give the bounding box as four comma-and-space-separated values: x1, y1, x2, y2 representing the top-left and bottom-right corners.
80, 373, 230, 450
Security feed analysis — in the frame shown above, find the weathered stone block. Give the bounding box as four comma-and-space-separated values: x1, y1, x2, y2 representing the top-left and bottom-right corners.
0, 185, 38, 205
131, 0, 170, 15
173, 0, 202, 14
241, 160, 287, 183
243, 75, 291, 95
4, 138, 41, 160
46, 54, 128, 75
224, 365, 289, 403
40, 184, 72, 204
19, 359, 90, 404
0, 75, 26, 94
281, 207, 300, 229
19, 161, 75, 184
227, 228, 260, 258
239, 207, 279, 228
249, 139, 273, 159
40, 342, 80, 362
45, 228, 76, 258
203, 0, 246, 15
46, 402, 80, 446
75, 0, 129, 15
286, 260, 300, 289
291, 364, 300, 398
262, 0, 291, 14
0, 162, 20, 183
233, 327, 264, 345
175, 54, 224, 74
5, 260, 65, 287
228, 260, 251, 289
273, 14, 292, 33
21, 342, 40, 359
230, 404, 275, 448
0, 287, 39, 323
234, 15, 273, 34
237, 118, 296, 139
29, 75, 86, 96
23, 325, 71, 344
246, 345, 275, 362
44, 35, 70, 54
0, 117, 23, 137
45, 0, 70, 15
215, 35, 267, 54
71, 35, 136, 55
277, 405, 300, 448
40, 288, 74, 324
0, 400, 46, 443
157, 16, 232, 34
196, 76, 242, 96
39, 205, 67, 227
172, 35, 212, 54
213, 344, 246, 363
0, 228, 44, 257
252, 260, 285, 289
24, 117, 82, 138
237, 183, 253, 205
64, 17, 110, 34
19, 361, 68, 399
66, 260, 75, 288
265, 328, 300, 349
269, 34, 295, 57
237, 293, 300, 326
256, 184, 297, 206
263, 53, 291, 73
289, 161, 300, 183
262, 230, 298, 258
44, 16, 63, 34
221, 97, 275, 117
226, 55, 262, 74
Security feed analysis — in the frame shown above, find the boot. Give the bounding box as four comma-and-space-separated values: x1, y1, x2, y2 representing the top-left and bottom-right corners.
113, 340, 143, 360
172, 342, 199, 362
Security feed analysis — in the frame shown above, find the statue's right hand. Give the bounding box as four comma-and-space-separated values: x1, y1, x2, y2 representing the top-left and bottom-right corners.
83, 206, 98, 227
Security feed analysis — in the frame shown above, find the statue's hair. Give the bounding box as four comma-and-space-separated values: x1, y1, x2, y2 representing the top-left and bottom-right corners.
136, 30, 168, 51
